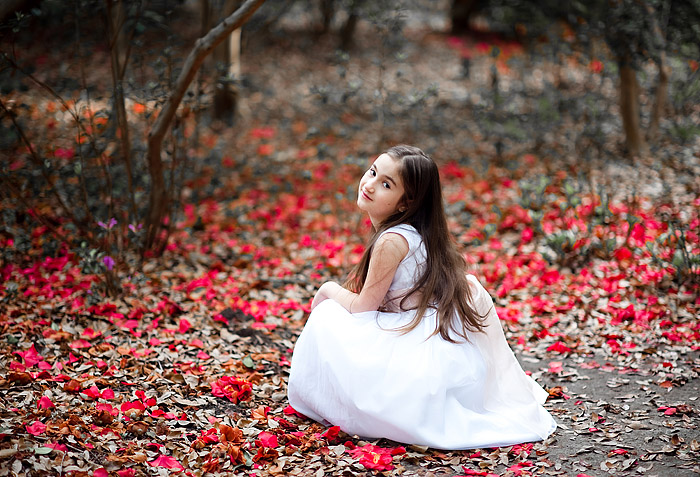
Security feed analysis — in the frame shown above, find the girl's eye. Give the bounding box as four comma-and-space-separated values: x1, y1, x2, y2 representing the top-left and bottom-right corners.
382, 181, 390, 189
369, 168, 376, 176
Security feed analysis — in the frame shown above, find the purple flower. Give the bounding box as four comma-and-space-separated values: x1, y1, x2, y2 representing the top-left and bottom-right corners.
98, 218, 117, 230
128, 223, 143, 233
103, 255, 115, 271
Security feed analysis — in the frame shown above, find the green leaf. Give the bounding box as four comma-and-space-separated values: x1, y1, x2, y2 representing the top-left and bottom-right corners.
672, 250, 685, 268
242, 356, 255, 369
34, 447, 53, 455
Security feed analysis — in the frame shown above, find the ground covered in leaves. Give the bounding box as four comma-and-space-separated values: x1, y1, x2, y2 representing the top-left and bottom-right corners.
2, 9, 700, 477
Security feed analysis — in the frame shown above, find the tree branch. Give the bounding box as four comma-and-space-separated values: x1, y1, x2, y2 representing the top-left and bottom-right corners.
148, 0, 265, 148
0, 98, 81, 226
144, 0, 266, 248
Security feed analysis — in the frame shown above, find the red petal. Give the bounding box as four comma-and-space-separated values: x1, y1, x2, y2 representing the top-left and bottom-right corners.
148, 454, 184, 471
38, 396, 55, 409
26, 421, 47, 436
257, 431, 278, 448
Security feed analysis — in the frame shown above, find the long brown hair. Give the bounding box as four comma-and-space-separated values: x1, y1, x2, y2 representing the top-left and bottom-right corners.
345, 145, 486, 342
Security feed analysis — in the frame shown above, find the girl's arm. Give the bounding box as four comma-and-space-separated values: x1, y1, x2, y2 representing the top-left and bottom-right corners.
311, 232, 409, 312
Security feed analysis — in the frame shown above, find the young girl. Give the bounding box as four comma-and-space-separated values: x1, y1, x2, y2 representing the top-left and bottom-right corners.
287, 145, 556, 450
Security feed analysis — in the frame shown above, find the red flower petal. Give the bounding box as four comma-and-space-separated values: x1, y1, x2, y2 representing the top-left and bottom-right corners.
38, 396, 55, 409
26, 421, 47, 436
70, 339, 92, 349
178, 318, 191, 333
148, 455, 184, 471
82, 385, 102, 399
547, 341, 572, 354
257, 431, 278, 448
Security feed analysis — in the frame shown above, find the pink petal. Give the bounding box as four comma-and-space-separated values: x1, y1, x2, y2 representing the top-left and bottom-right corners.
82, 385, 101, 399
548, 361, 564, 373
257, 431, 278, 448
101, 388, 115, 400
38, 361, 53, 370
148, 454, 184, 471
45, 442, 67, 451
38, 396, 55, 409
70, 339, 92, 349
178, 318, 191, 333
82, 327, 102, 339
26, 421, 47, 436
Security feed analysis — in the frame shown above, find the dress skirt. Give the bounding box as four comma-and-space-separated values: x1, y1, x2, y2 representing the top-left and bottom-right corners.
287, 275, 557, 450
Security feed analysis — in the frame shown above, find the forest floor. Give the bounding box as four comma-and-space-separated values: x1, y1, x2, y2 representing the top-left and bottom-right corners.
1, 7, 699, 477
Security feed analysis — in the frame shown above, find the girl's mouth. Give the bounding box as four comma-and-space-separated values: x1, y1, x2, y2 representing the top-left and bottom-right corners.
361, 190, 372, 201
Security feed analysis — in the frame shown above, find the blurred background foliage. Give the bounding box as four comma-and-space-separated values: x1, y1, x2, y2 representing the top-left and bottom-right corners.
1, 0, 699, 294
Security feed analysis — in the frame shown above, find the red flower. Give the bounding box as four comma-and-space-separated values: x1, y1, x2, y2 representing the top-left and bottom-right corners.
360, 451, 393, 471
321, 426, 340, 441
589, 59, 604, 73
348, 444, 405, 471
211, 376, 253, 404
251, 127, 275, 139
521, 227, 534, 244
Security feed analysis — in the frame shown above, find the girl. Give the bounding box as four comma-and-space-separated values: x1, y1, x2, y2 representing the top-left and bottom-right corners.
288, 145, 556, 450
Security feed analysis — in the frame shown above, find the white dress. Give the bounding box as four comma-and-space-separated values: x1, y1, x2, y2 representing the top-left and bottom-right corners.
287, 224, 556, 450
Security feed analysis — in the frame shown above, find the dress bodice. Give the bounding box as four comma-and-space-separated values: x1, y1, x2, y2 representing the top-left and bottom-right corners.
377, 224, 426, 310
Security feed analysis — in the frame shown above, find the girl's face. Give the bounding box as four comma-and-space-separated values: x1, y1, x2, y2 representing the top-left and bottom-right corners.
357, 153, 405, 227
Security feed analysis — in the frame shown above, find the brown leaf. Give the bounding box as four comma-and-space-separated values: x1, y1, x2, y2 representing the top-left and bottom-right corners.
63, 379, 82, 393
8, 372, 33, 385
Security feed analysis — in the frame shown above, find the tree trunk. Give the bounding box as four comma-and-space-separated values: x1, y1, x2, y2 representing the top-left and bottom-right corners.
450, 0, 480, 34
320, 0, 334, 33
339, 12, 358, 51
144, 0, 266, 250
618, 57, 648, 157
649, 53, 670, 142
211, 0, 242, 124
646, 2, 670, 142
106, 0, 137, 220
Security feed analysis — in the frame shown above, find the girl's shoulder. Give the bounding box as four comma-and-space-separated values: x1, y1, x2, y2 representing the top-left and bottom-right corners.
379, 223, 420, 240
379, 224, 423, 253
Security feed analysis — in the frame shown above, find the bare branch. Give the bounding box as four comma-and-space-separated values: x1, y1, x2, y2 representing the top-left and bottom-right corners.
144, 0, 266, 248
148, 0, 265, 148
0, 98, 81, 226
